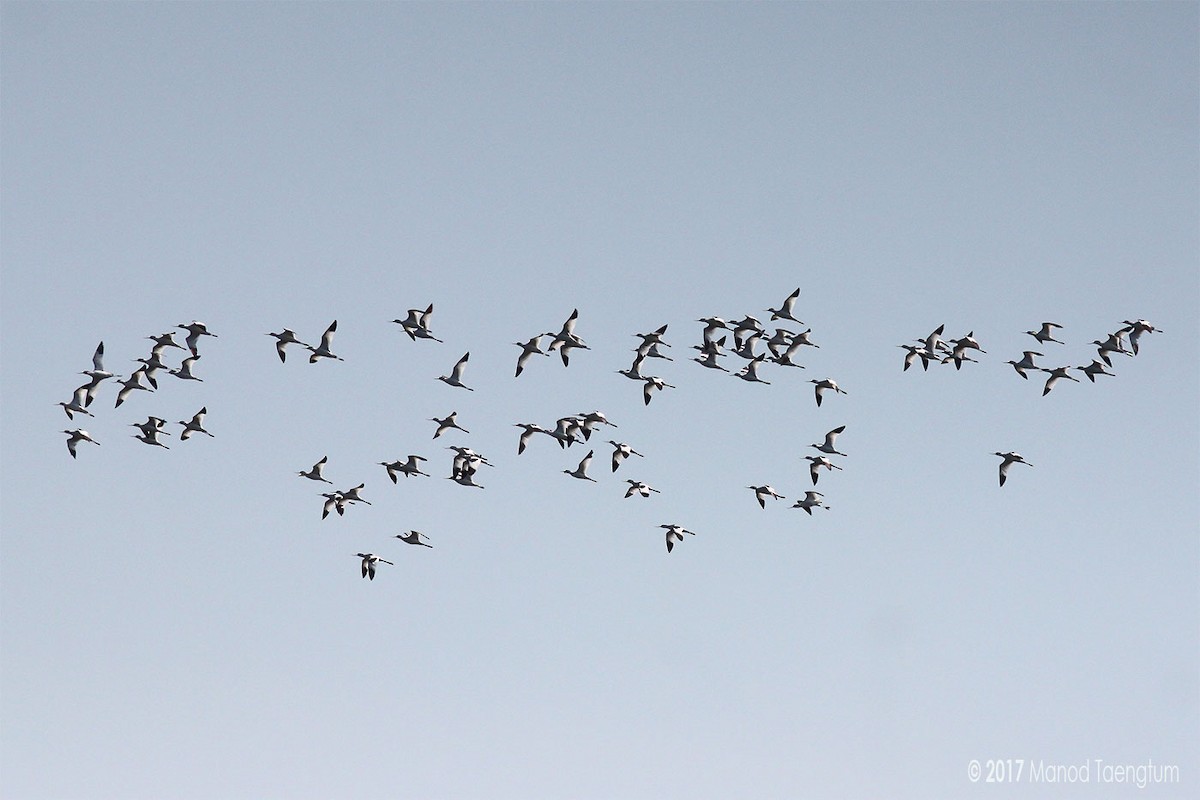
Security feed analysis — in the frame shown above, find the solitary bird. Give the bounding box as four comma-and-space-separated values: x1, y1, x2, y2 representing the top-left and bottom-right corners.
267, 329, 310, 362
299, 456, 332, 483
810, 425, 848, 457
624, 479, 661, 498
58, 386, 94, 420
513, 334, 552, 377
176, 321, 218, 356
356, 553, 394, 580
1040, 366, 1080, 396
767, 287, 803, 324
430, 411, 469, 439
791, 491, 829, 515
437, 352, 474, 391
1025, 322, 1065, 345
394, 530, 433, 548
809, 378, 846, 408
660, 523, 697, 553
307, 320, 344, 363
1005, 351, 1043, 379
993, 451, 1032, 487
178, 407, 214, 440
804, 455, 843, 485
748, 485, 785, 508
168, 355, 203, 381
63, 429, 99, 459
563, 450, 598, 482
609, 440, 644, 472
641, 376, 676, 405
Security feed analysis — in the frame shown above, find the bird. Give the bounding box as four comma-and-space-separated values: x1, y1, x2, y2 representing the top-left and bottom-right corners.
130, 416, 169, 439
697, 317, 730, 343
633, 324, 669, 352
641, 376, 675, 405
563, 450, 597, 482
809, 378, 846, 408
919, 324, 946, 356
898, 344, 933, 372
267, 329, 310, 362
659, 523, 697, 553
448, 445, 493, 475
1119, 319, 1160, 355
1091, 335, 1132, 367
63, 429, 99, 459
147, 332, 185, 352
131, 355, 164, 389
609, 440, 644, 472
58, 386, 94, 419
299, 456, 332, 483
732, 316, 764, 350
993, 451, 1032, 487
1005, 351, 1043, 379
578, 410, 617, 436
513, 334, 552, 377
692, 350, 729, 371
748, 485, 785, 508
810, 425, 847, 456
133, 427, 170, 449
168, 355, 203, 381
114, 370, 152, 408
1040, 366, 1080, 396
437, 352, 473, 391
940, 342, 980, 370
394, 530, 433, 548
764, 328, 796, 359
306, 320, 344, 363
804, 455, 843, 485
321, 492, 346, 519
548, 416, 584, 449
176, 321, 217, 356
339, 483, 371, 505
731, 331, 763, 361
356, 553, 394, 580
379, 455, 429, 482
85, 341, 112, 381
624, 480, 661, 498
179, 407, 214, 440
547, 309, 589, 366
1025, 322, 1064, 345
514, 423, 550, 455
791, 491, 829, 515
392, 304, 441, 342
1076, 359, 1115, 382
949, 332, 985, 353
733, 355, 771, 384
767, 288, 803, 323
430, 412, 468, 439
617, 353, 648, 381
446, 463, 485, 488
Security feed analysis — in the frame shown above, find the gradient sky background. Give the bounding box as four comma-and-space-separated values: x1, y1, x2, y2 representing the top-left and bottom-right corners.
2, 3, 1197, 798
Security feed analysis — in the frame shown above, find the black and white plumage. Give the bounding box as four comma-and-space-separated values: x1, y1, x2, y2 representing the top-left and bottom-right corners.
394, 530, 433, 548
993, 451, 1032, 487
306, 320, 344, 363
437, 352, 473, 391
810, 426, 847, 457
356, 553, 394, 580
299, 456, 332, 484
63, 429, 99, 459
267, 329, 310, 362
179, 407, 213, 440
748, 485, 785, 508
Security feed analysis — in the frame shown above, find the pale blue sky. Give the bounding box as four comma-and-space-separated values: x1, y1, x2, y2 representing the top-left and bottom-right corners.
2, 2, 1197, 798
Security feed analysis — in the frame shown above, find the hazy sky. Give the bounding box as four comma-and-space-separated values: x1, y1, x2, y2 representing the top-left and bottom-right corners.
2, 2, 1197, 798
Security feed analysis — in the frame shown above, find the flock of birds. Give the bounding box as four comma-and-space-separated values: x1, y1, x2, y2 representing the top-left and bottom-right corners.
56, 291, 1161, 575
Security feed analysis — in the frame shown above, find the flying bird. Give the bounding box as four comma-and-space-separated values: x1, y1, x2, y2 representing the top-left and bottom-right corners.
299, 456, 332, 483
168, 355, 203, 381
748, 485, 785, 508
63, 429, 99, 459
1005, 351, 1043, 379
58, 386, 94, 420
394, 530, 433, 548
804, 455, 843, 485
660, 523, 697, 553
994, 451, 1032, 487
178, 407, 213, 440
307, 320, 344, 363
791, 491, 829, 515
766, 287, 802, 324
810, 426, 847, 457
437, 352, 473, 391
267, 329, 310, 362
641, 376, 676, 405
430, 412, 468, 439
809, 378, 846, 407
1025, 322, 1064, 345
176, 321, 218, 356
1040, 366, 1080, 396
624, 480, 661, 498
563, 450, 598, 482
609, 440, 644, 472
356, 553, 394, 580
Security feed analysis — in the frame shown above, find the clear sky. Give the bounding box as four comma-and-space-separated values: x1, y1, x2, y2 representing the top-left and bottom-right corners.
2, 2, 1197, 798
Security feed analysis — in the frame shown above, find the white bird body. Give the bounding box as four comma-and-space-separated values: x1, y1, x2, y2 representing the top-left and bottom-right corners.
394, 530, 433, 548
514, 335, 552, 377
379, 455, 429, 482
1040, 366, 1081, 395
178, 407, 213, 440
791, 491, 829, 514
430, 412, 468, 439
748, 485, 785, 508
1025, 322, 1064, 345
734, 355, 771, 384
356, 553, 394, 580
58, 386, 94, 419
114, 369, 152, 408
767, 288, 802, 323
563, 450, 597, 482
169, 355, 203, 381
1006, 350, 1043, 379
994, 451, 1033, 486
63, 429, 99, 458
659, 523, 697, 553
804, 455, 843, 485
609, 440, 644, 472
641, 376, 676, 405
307, 320, 344, 363
438, 352, 474, 391
898, 344, 933, 372
267, 329, 310, 362
811, 425, 847, 456
1076, 359, 1115, 382
624, 480, 661, 498
809, 378, 846, 407
177, 321, 217, 356
514, 423, 550, 454
299, 456, 332, 483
